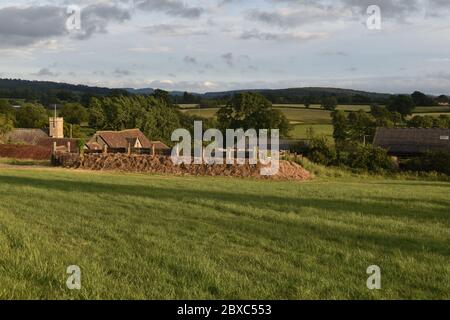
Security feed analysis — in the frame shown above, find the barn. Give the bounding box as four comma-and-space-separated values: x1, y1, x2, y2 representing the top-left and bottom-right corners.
373, 128, 450, 156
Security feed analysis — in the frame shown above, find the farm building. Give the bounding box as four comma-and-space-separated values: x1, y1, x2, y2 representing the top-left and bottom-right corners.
373, 128, 450, 156
0, 117, 80, 159
86, 129, 170, 154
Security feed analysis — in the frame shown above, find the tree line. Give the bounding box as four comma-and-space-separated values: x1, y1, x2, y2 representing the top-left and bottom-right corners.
0, 91, 290, 145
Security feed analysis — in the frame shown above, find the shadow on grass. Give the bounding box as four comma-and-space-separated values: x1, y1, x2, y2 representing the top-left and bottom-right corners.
0, 174, 448, 223
0, 174, 448, 259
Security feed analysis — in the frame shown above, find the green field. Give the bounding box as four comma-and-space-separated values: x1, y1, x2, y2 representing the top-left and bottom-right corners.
290, 124, 333, 139
183, 107, 334, 124
0, 167, 448, 299
413, 106, 450, 113
181, 108, 220, 118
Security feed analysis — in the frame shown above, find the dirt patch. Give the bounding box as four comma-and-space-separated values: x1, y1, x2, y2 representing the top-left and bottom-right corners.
0, 144, 52, 160
57, 153, 311, 181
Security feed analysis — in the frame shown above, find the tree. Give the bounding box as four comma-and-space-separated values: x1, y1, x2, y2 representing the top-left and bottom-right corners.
437, 95, 449, 105
370, 104, 394, 127
0, 114, 14, 138
411, 91, 434, 106
59, 103, 88, 125
0, 99, 15, 121
347, 110, 376, 144
408, 115, 434, 128
88, 98, 106, 129
387, 95, 415, 116
434, 115, 450, 129
153, 89, 171, 104
332, 110, 348, 143
15, 103, 48, 128
217, 92, 291, 136
321, 97, 338, 111
303, 96, 313, 108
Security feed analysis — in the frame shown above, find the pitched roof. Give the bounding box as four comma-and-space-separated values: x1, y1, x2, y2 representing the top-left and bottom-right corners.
373, 128, 450, 155
150, 141, 170, 150
91, 129, 152, 149
4, 128, 48, 145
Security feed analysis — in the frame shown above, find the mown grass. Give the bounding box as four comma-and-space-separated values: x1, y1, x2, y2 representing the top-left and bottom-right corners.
0, 167, 448, 300
0, 158, 50, 166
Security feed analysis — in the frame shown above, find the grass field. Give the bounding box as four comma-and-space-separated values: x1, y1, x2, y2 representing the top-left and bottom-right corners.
181, 108, 220, 119
0, 166, 448, 299
290, 124, 333, 139
183, 107, 334, 124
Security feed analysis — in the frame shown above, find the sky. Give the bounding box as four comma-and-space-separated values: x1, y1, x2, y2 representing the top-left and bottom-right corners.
0, 0, 449, 94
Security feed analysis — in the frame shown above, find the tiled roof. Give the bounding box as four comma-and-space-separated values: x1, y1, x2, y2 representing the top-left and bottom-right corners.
150, 141, 170, 150
90, 129, 152, 149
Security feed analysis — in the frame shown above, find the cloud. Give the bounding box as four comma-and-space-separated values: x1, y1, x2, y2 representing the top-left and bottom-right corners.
0, 3, 131, 47
247, 6, 348, 28
221, 52, 234, 67
141, 24, 207, 36
114, 68, 132, 76
74, 3, 131, 40
320, 51, 349, 56
240, 29, 326, 41
249, 0, 450, 27
183, 56, 197, 64
33, 68, 59, 77
135, 0, 204, 18
0, 6, 67, 47
128, 46, 173, 53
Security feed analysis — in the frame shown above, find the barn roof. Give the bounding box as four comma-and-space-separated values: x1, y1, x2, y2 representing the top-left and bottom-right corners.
373, 128, 450, 155
5, 128, 48, 145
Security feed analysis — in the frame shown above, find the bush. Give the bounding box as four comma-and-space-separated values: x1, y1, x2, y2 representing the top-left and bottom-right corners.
344, 144, 397, 172
304, 136, 337, 166
403, 151, 450, 175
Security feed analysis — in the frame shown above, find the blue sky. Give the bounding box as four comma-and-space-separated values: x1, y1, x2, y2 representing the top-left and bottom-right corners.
0, 0, 449, 94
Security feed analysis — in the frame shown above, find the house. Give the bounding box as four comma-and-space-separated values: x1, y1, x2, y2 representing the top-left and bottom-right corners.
373, 128, 450, 156
86, 129, 170, 154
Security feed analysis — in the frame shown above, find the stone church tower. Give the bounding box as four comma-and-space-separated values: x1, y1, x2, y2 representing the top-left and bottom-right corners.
49, 106, 64, 138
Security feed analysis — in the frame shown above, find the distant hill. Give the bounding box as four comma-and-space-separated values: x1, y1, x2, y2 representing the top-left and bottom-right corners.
0, 78, 397, 105
123, 88, 155, 95
0, 78, 115, 97
202, 87, 392, 104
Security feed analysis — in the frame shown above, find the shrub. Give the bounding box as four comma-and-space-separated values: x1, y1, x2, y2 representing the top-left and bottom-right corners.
403, 151, 450, 175
340, 144, 396, 172
305, 136, 337, 166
